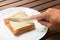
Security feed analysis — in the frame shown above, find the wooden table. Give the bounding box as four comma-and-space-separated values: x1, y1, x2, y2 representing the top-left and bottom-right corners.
0, 0, 60, 40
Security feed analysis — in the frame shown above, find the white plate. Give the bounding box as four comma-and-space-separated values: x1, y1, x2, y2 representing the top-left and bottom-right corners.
0, 7, 48, 40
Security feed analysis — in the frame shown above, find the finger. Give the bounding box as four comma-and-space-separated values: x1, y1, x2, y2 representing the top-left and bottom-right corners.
30, 12, 49, 20
38, 20, 51, 27
30, 15, 37, 19
30, 8, 52, 20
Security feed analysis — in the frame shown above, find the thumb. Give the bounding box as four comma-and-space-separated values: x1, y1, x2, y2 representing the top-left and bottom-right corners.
30, 15, 38, 19
30, 14, 42, 20
30, 12, 48, 20
30, 14, 51, 27
30, 12, 51, 27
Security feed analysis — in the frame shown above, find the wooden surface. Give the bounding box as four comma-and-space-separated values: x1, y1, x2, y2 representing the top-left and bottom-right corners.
0, 0, 60, 40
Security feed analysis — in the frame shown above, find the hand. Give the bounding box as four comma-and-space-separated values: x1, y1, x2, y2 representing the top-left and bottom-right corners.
30, 8, 60, 32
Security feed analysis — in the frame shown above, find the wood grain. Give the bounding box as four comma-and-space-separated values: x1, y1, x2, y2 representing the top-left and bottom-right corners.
0, 0, 36, 10
33, 0, 60, 11
46, 33, 60, 40
17, 0, 52, 7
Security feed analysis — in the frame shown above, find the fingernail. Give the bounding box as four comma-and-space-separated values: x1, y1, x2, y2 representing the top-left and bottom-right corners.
30, 15, 36, 19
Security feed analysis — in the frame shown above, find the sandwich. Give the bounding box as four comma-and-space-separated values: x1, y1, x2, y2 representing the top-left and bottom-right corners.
4, 11, 35, 36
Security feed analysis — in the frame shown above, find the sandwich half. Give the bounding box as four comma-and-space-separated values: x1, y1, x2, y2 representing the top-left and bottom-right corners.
4, 11, 35, 36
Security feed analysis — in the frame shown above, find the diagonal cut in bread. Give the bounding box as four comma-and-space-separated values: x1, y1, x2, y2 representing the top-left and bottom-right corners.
4, 11, 35, 36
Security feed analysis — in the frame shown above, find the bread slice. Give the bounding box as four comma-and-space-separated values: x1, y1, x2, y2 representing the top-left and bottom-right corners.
10, 11, 29, 19
4, 11, 35, 36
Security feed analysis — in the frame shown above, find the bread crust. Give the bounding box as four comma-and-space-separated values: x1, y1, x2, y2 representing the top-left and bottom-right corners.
4, 19, 35, 36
